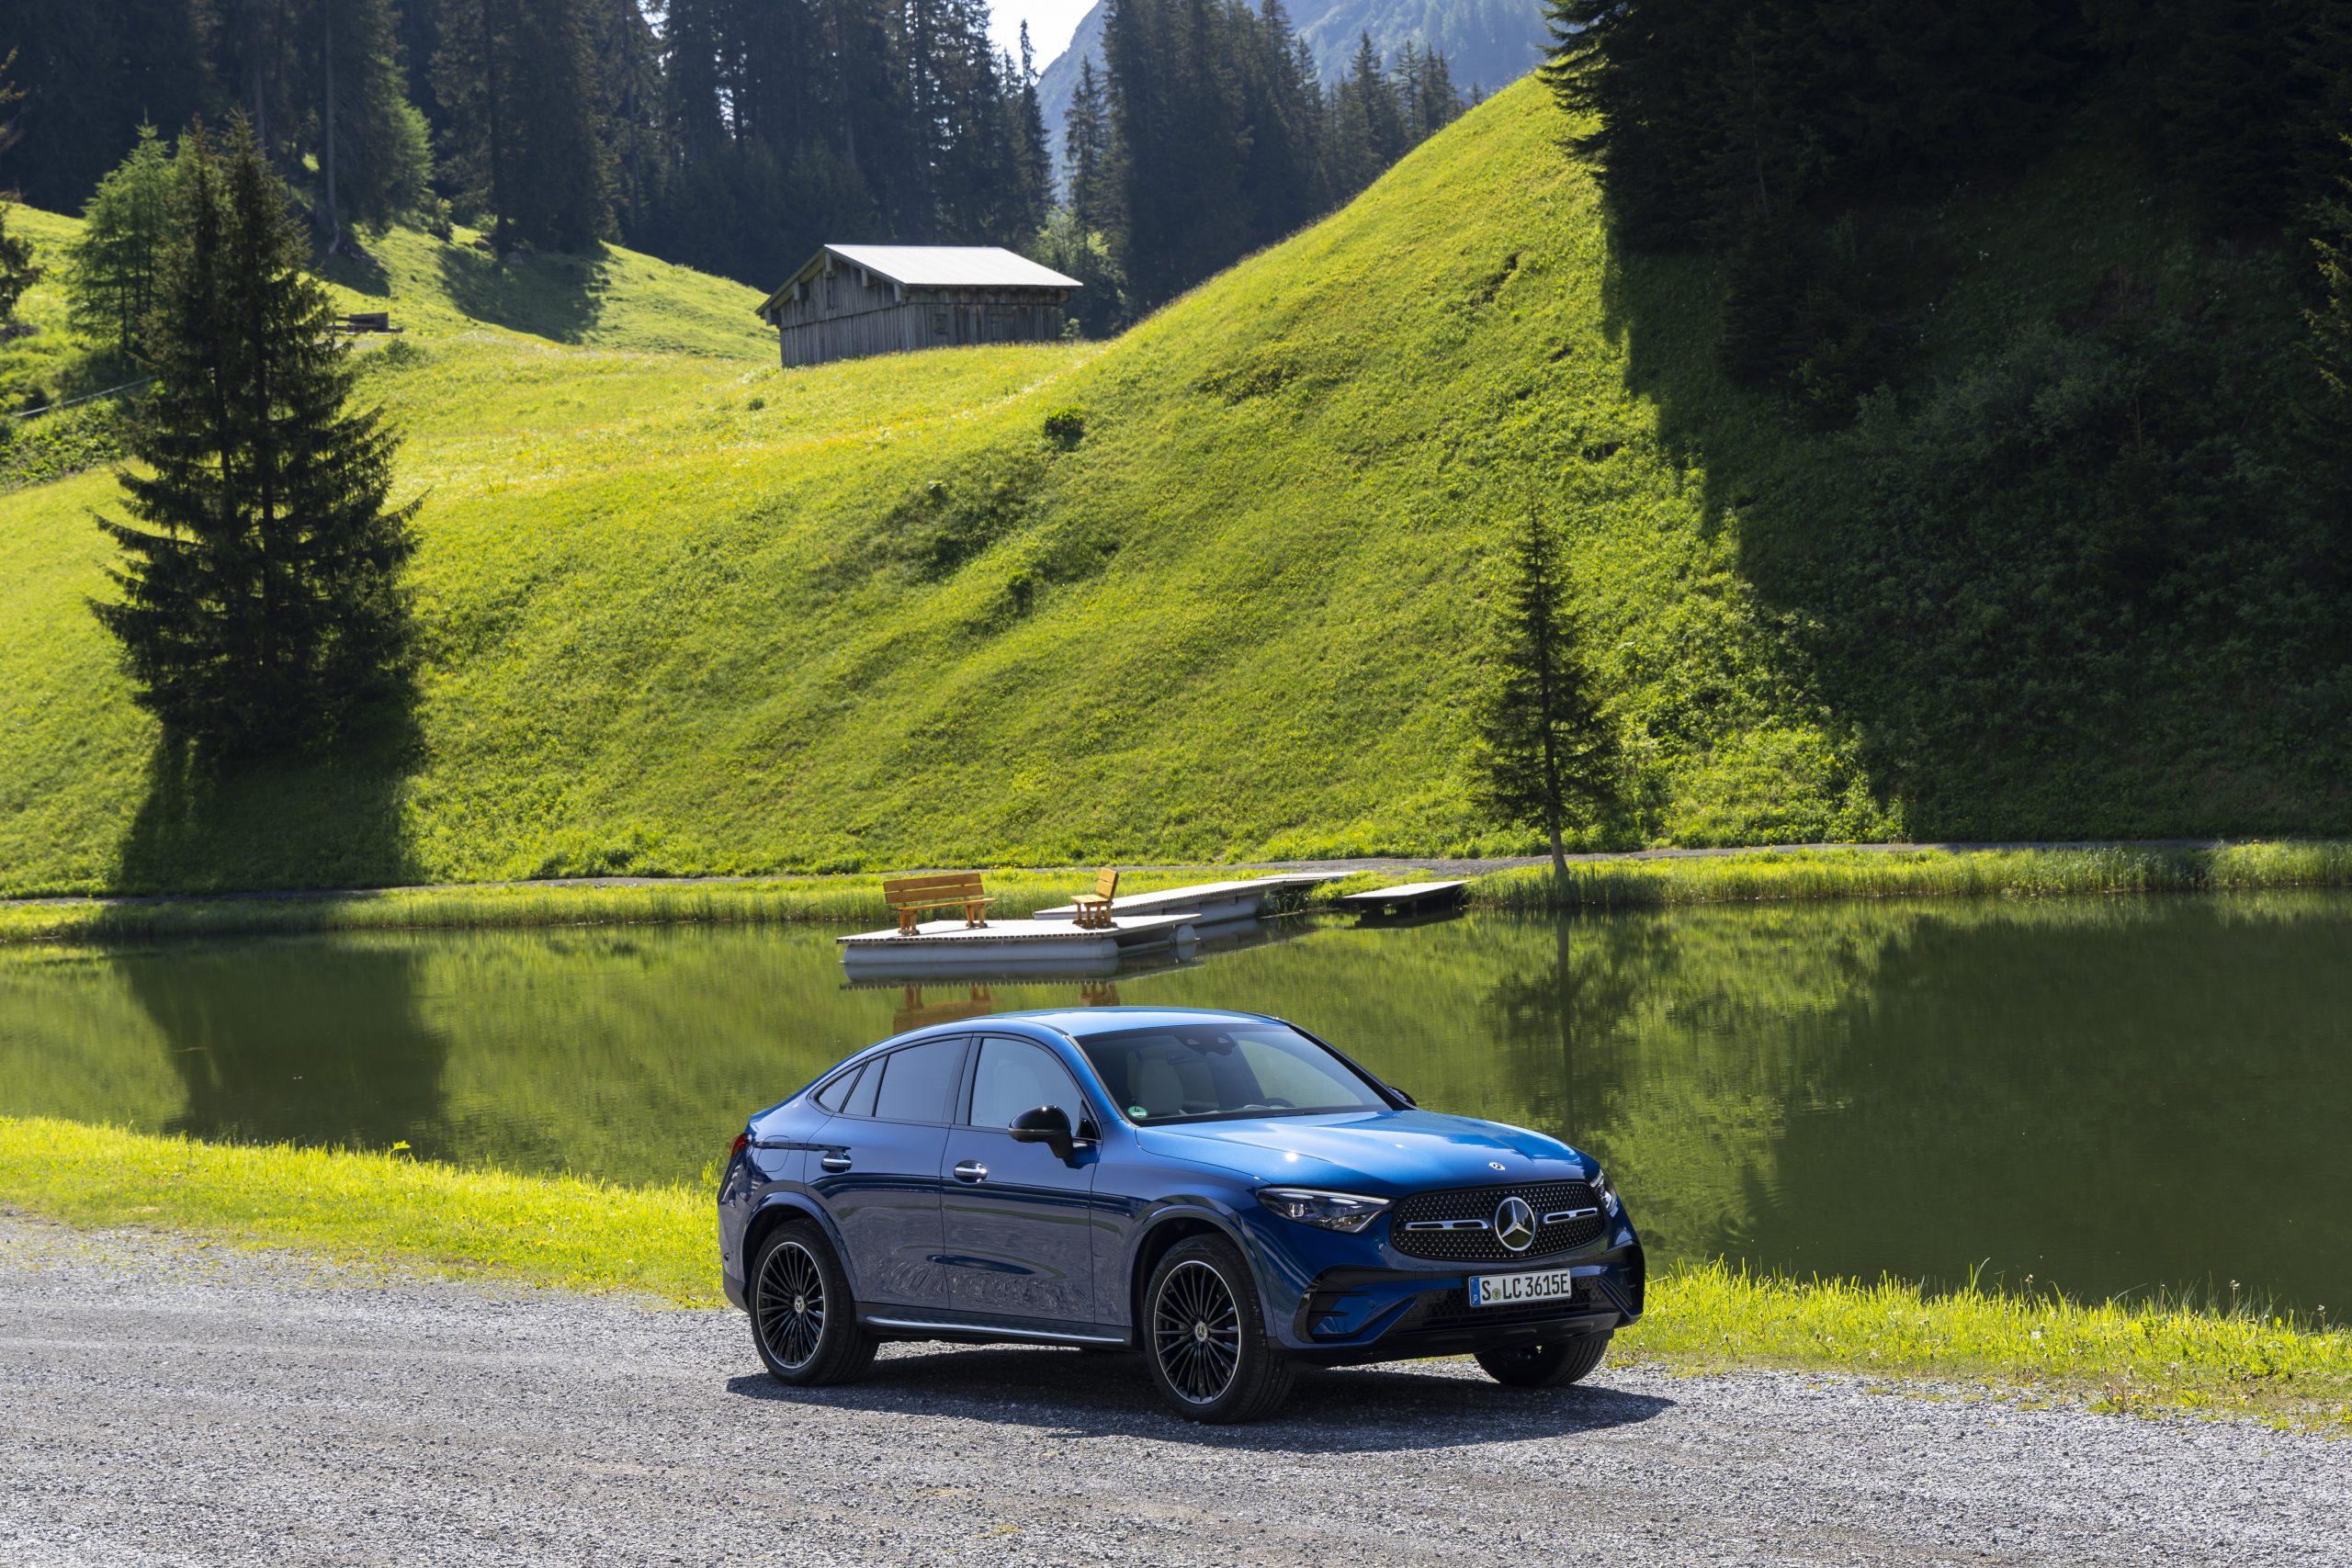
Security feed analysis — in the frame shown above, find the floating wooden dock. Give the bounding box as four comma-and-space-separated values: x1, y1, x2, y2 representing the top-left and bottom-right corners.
838, 912, 1199, 979
1335, 879, 1470, 917
1033, 874, 1328, 929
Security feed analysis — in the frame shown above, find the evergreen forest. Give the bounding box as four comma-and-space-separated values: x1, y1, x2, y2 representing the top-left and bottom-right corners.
1, 0, 1466, 319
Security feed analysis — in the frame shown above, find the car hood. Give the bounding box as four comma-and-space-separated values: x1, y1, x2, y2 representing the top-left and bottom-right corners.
1134, 1109, 1594, 1195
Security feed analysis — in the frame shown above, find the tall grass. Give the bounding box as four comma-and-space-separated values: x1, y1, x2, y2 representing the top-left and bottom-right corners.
1631, 1258, 2351, 1427
6, 843, 2349, 945
0, 865, 1285, 944
1468, 841, 2352, 911
6, 1114, 2344, 1427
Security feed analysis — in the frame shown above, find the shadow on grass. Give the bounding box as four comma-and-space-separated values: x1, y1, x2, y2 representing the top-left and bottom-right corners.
724, 1345, 1671, 1451
434, 241, 606, 344
110, 697, 424, 900
1586, 178, 2352, 840
96, 697, 452, 1155
319, 242, 394, 300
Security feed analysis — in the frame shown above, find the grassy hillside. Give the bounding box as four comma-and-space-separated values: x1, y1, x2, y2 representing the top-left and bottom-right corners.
0, 79, 2339, 895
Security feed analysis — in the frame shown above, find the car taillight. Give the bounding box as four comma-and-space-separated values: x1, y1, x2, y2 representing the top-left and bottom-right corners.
729, 1131, 750, 1158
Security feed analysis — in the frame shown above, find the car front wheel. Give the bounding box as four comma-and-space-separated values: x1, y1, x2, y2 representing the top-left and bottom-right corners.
1142, 1235, 1294, 1424
1476, 1331, 1611, 1389
750, 1222, 876, 1386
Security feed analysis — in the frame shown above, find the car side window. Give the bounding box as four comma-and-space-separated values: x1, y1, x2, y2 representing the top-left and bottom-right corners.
868, 1036, 967, 1124
967, 1037, 1086, 1131
813, 1064, 863, 1114
842, 1060, 882, 1119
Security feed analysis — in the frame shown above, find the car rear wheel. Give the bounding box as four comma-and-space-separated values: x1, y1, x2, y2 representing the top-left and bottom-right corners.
1476, 1331, 1611, 1389
750, 1222, 876, 1386
1142, 1235, 1293, 1424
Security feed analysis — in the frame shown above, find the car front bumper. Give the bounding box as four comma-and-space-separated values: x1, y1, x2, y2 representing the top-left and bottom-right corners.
1278, 1240, 1646, 1366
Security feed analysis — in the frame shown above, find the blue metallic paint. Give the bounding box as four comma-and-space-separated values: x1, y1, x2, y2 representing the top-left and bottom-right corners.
718, 1007, 1644, 1360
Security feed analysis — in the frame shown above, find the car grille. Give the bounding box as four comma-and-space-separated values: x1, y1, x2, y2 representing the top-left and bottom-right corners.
1415, 1286, 1597, 1333
1389, 1181, 1607, 1263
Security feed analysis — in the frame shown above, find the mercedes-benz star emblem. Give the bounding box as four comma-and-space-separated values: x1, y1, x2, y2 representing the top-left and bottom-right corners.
1493, 1195, 1537, 1253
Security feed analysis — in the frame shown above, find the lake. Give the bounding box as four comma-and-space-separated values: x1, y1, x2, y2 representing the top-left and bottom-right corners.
4, 892, 2346, 1311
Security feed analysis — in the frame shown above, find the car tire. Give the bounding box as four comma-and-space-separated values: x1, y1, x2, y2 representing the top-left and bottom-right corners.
749, 1221, 876, 1386
1141, 1235, 1294, 1424
1475, 1331, 1611, 1389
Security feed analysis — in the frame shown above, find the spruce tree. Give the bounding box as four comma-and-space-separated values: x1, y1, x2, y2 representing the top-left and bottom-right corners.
93, 117, 417, 755
0, 205, 34, 330
0, 56, 37, 329
1472, 513, 1620, 874
2308, 147, 2352, 493
1063, 56, 1115, 233
436, 0, 608, 250
64, 123, 177, 359
305, 0, 432, 244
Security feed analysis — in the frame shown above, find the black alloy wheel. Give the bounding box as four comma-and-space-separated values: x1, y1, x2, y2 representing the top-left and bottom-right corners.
750, 1223, 876, 1386
1475, 1331, 1612, 1389
1142, 1235, 1294, 1423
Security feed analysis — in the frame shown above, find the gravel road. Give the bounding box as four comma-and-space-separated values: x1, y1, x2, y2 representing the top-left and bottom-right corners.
3, 1213, 2344, 1568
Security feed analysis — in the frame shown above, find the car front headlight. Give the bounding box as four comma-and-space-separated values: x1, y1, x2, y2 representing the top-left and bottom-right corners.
1257, 1187, 1390, 1234
1590, 1168, 1621, 1217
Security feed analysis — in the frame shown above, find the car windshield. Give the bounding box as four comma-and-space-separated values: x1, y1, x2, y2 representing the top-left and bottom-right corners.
1076, 1022, 1388, 1123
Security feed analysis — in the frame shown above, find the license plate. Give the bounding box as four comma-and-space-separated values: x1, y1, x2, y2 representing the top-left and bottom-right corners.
1467, 1266, 1589, 1309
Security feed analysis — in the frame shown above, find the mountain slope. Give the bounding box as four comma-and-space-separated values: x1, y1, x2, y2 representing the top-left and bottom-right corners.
1036, 0, 1549, 174
0, 77, 2337, 896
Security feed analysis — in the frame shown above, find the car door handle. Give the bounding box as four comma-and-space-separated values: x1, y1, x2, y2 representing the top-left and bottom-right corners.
952, 1160, 989, 1183
820, 1153, 853, 1173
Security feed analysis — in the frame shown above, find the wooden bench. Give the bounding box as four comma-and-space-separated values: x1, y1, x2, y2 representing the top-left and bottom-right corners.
1069, 867, 1120, 929
883, 871, 993, 935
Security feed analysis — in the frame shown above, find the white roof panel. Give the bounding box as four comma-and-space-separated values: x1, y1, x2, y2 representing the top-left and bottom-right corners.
822, 244, 1080, 290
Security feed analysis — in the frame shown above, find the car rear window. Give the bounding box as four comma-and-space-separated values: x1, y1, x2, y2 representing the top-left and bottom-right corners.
813, 1065, 862, 1113
870, 1037, 967, 1123
1077, 1022, 1386, 1122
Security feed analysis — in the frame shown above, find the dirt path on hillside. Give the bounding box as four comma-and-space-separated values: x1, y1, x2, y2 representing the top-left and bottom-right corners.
2, 1214, 2343, 1567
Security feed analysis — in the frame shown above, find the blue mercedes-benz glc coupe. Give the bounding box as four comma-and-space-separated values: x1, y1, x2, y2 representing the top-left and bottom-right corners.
717, 1007, 1645, 1422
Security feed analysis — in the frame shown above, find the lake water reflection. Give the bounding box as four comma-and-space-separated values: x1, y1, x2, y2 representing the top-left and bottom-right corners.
4, 892, 2346, 1309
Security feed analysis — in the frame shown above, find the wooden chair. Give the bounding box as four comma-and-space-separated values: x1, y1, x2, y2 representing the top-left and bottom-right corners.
882, 872, 993, 935
1069, 867, 1119, 929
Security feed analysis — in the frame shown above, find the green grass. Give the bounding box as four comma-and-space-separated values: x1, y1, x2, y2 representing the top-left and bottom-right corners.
0, 1114, 714, 1301
1, 81, 2341, 898
1468, 840, 2352, 909
6, 1114, 2344, 1427
0, 863, 1302, 944
6, 840, 2348, 945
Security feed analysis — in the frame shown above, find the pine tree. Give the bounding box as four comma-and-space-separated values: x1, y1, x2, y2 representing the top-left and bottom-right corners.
1008, 25, 1054, 236
93, 117, 418, 755
1063, 56, 1115, 232
64, 123, 176, 358
306, 0, 432, 245
1347, 33, 1405, 167
0, 56, 37, 329
435, 0, 608, 250
1, 0, 211, 215
2310, 150, 2352, 415
1472, 513, 1620, 874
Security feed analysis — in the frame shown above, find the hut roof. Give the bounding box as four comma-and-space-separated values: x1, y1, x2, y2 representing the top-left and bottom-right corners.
760, 244, 1080, 315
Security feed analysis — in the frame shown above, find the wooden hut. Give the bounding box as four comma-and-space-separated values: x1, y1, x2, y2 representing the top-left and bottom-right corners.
756, 245, 1081, 368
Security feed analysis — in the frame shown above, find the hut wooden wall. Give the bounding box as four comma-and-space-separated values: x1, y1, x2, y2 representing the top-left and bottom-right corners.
775, 288, 1067, 367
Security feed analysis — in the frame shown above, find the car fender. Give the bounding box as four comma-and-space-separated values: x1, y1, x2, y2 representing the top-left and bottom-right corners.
741, 1189, 853, 1292
1123, 1196, 1278, 1332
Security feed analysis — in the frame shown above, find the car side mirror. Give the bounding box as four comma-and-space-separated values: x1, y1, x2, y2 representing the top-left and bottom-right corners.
1007, 1104, 1076, 1158
1388, 1085, 1418, 1108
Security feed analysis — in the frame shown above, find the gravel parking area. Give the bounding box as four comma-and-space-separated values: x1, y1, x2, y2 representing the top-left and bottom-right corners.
2, 1213, 2345, 1567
